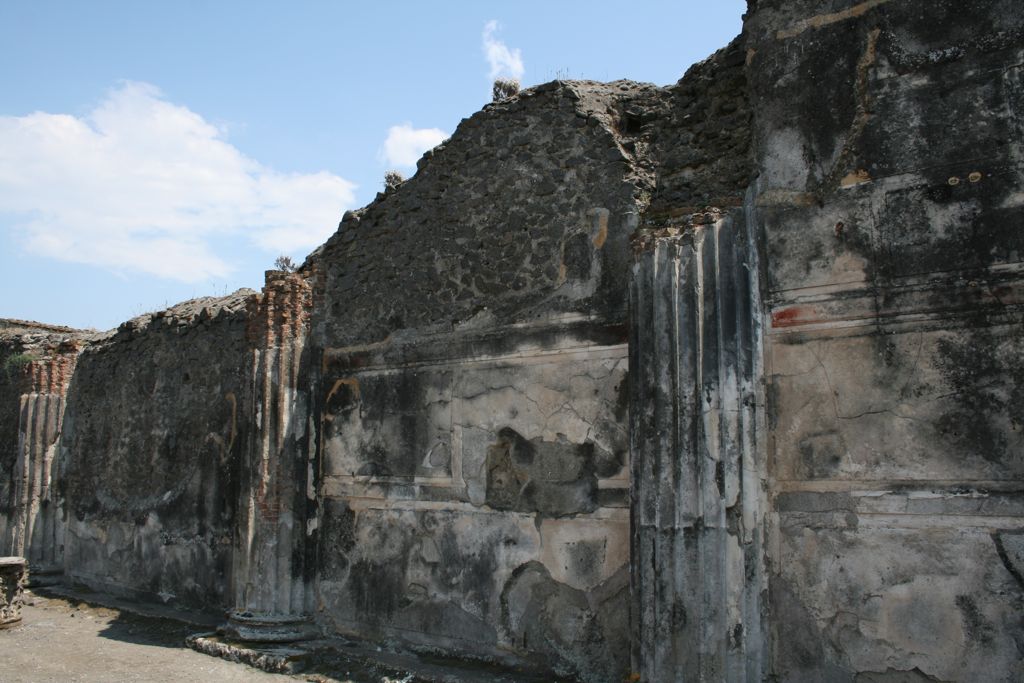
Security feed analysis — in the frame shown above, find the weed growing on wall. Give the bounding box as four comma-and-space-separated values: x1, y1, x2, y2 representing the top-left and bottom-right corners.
384, 170, 405, 192
3, 353, 34, 380
273, 255, 297, 272
492, 78, 520, 101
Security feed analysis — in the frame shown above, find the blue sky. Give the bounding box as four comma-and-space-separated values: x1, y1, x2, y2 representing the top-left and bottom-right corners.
0, 1, 745, 330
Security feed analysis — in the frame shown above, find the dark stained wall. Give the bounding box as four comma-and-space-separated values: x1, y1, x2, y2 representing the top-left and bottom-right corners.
307, 81, 650, 680
60, 294, 252, 610
304, 60, 757, 678
746, 0, 1024, 679
311, 81, 644, 349
0, 340, 27, 545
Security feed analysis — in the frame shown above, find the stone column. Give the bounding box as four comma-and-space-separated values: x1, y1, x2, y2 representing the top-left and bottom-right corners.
0, 556, 26, 628
628, 209, 766, 681
8, 342, 79, 586
224, 271, 317, 642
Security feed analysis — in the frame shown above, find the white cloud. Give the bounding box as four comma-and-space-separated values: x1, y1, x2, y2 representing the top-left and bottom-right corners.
380, 123, 448, 169
0, 81, 356, 282
482, 20, 524, 81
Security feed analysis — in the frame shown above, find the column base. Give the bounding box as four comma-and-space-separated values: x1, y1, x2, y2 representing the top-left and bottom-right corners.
222, 610, 318, 642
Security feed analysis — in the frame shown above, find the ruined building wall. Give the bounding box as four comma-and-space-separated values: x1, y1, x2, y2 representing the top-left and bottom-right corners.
746, 0, 1024, 680
0, 2, 1022, 681
634, 37, 753, 217
313, 81, 644, 346
302, 43, 756, 679
625, 2, 1024, 678
59, 293, 252, 609
308, 81, 646, 680
0, 35, 755, 683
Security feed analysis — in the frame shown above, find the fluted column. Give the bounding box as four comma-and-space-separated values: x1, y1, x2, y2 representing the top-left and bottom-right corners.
225, 271, 316, 642
628, 209, 766, 681
8, 342, 79, 585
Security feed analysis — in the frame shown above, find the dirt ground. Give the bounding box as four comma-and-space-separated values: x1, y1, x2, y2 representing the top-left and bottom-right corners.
0, 592, 289, 683
0, 590, 559, 683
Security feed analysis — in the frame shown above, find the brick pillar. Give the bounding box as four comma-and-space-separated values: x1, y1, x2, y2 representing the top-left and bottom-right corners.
628, 209, 767, 681
224, 271, 317, 642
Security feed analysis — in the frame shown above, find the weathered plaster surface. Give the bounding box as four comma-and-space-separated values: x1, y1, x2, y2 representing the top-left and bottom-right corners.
60, 293, 252, 609
315, 324, 631, 679
749, 0, 1024, 679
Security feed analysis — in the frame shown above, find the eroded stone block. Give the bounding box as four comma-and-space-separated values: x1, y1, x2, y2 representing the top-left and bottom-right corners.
0, 556, 26, 628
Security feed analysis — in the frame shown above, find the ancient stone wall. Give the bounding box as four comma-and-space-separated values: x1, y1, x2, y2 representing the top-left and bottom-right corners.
630, 37, 753, 218
311, 80, 643, 348
312, 321, 630, 678
0, 40, 757, 683
59, 293, 252, 609
307, 80, 651, 680
746, 0, 1024, 679
300, 46, 759, 679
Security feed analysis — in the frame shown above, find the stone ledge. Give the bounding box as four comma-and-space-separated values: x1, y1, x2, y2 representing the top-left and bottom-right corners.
188, 630, 572, 682
186, 634, 310, 674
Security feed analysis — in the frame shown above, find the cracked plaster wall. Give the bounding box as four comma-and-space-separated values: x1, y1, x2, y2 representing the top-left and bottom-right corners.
748, 0, 1024, 680
313, 320, 632, 678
